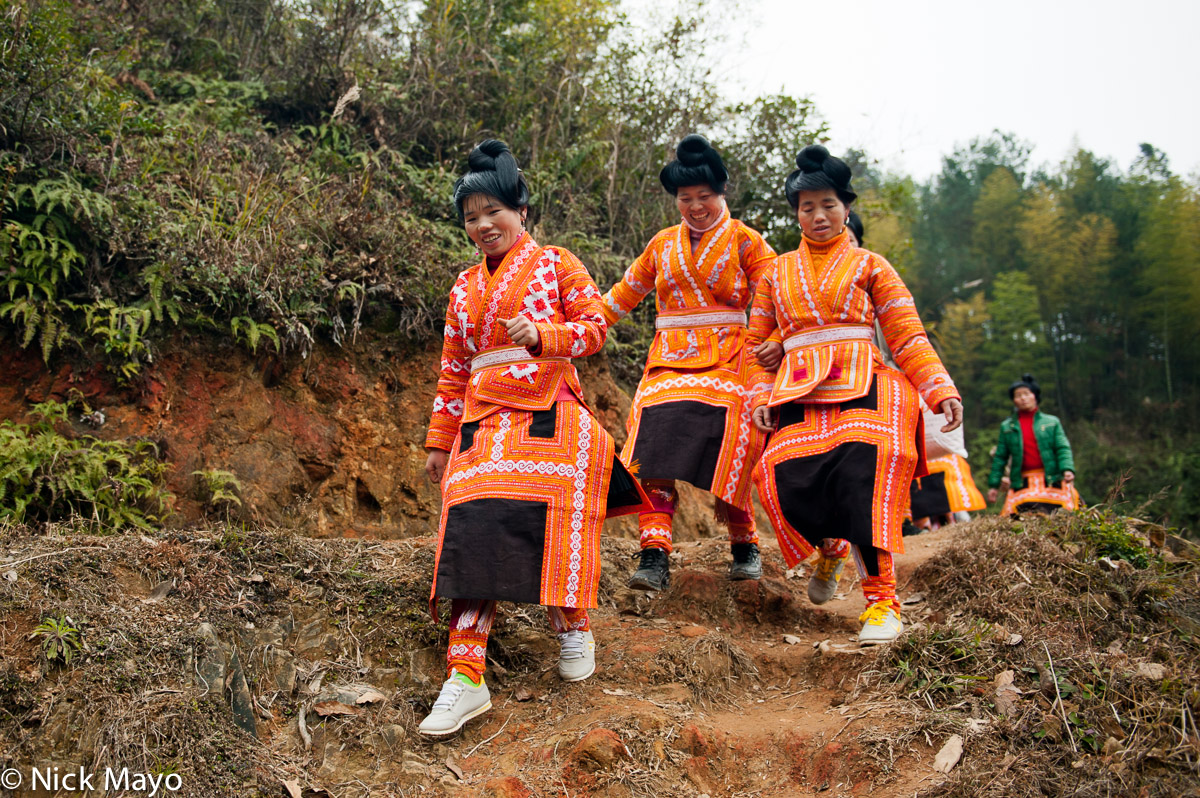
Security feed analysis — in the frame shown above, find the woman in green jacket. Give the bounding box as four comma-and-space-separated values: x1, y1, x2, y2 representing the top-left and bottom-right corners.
986, 374, 1079, 515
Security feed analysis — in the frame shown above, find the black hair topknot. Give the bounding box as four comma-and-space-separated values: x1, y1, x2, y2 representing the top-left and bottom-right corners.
784, 144, 857, 209
846, 210, 865, 247
452, 139, 530, 220
659, 134, 728, 195
1008, 374, 1042, 401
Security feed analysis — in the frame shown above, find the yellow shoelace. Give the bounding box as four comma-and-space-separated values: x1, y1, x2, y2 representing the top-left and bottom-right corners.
815, 554, 846, 581
858, 602, 897, 626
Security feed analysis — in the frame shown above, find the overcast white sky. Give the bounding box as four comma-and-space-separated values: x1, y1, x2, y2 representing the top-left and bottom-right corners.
668, 0, 1200, 181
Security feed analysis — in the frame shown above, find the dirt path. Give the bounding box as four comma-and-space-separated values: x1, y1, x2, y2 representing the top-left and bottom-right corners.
7, 502, 1193, 798
1, 520, 972, 798
381, 527, 968, 797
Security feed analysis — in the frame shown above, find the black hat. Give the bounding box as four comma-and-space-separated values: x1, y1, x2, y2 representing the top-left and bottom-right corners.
784, 144, 857, 209
659, 134, 728, 195
1008, 374, 1041, 400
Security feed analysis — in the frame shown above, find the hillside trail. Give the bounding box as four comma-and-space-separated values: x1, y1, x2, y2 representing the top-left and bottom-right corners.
328, 523, 968, 798
0, 512, 973, 798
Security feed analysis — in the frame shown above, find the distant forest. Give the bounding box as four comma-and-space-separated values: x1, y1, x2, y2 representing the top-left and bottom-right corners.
2, 0, 1197, 529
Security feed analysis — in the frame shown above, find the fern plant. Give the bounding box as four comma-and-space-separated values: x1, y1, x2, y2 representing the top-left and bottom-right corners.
81, 300, 153, 380
142, 261, 182, 325
192, 468, 243, 516
0, 162, 114, 363
0, 399, 171, 529
229, 316, 280, 353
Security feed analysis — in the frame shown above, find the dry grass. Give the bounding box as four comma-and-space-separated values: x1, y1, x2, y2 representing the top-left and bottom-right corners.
870, 511, 1200, 797
0, 522, 448, 796
659, 633, 760, 702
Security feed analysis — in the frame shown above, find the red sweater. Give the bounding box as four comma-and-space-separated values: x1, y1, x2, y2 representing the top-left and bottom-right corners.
1019, 410, 1042, 471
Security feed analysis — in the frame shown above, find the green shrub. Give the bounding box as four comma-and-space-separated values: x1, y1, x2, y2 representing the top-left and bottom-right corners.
0, 0, 122, 153
0, 0, 816, 381
1056, 509, 1157, 570
0, 399, 171, 529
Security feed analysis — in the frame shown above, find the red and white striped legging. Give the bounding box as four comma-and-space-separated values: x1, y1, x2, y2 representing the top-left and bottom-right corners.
637, 479, 758, 553
446, 599, 590, 683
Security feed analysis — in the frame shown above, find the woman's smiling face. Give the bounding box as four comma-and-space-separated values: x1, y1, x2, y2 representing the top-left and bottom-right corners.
463, 193, 525, 257
675, 184, 724, 230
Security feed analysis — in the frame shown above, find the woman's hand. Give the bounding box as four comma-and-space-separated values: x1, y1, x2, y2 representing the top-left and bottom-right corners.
939, 398, 964, 433
425, 449, 448, 486
1062, 470, 1075, 485
752, 404, 777, 433
501, 316, 540, 348
987, 476, 1011, 504
754, 341, 784, 370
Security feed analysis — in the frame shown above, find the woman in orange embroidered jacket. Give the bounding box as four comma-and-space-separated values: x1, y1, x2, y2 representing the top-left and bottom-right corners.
601, 134, 777, 591
420, 141, 646, 738
748, 145, 963, 645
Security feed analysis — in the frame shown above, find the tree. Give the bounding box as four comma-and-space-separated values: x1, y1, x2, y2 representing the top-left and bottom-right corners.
931, 291, 989, 430
909, 131, 1033, 313
981, 271, 1055, 424
720, 93, 827, 253
1136, 176, 1200, 408
971, 167, 1025, 279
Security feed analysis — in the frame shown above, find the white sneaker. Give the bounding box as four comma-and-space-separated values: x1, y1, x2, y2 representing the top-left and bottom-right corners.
417, 674, 492, 737
557, 630, 596, 682
808, 553, 848, 605
857, 601, 903, 646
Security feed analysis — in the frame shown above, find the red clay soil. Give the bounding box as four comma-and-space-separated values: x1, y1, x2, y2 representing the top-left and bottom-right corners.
0, 336, 688, 539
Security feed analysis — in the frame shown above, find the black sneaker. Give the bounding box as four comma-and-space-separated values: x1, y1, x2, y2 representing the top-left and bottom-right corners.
902, 519, 924, 537
628, 548, 670, 591
729, 542, 763, 581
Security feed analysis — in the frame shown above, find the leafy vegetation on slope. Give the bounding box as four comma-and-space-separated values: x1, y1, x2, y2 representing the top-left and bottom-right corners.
0, 399, 170, 528
0, 0, 825, 383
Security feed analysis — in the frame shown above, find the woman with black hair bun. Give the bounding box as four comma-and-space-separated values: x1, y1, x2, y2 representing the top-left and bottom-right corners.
420, 140, 649, 738
986, 374, 1079, 515
601, 133, 779, 592
747, 144, 964, 645
845, 210, 865, 248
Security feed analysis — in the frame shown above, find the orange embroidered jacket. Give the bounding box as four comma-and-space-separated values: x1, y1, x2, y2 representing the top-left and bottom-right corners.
601, 208, 776, 370
748, 231, 959, 410
425, 233, 608, 452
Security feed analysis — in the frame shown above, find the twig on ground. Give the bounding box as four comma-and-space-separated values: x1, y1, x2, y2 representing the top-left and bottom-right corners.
1043, 641, 1078, 753
4, 546, 109, 569
466, 715, 511, 758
